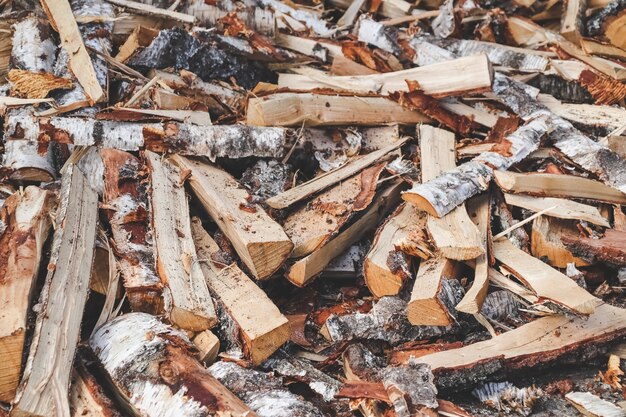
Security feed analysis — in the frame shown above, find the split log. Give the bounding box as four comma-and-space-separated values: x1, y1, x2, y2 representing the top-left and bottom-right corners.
503, 193, 610, 227
101, 149, 163, 314
419, 125, 483, 260
191, 219, 290, 365
146, 151, 217, 331
417, 303, 626, 388
538, 94, 626, 132
284, 164, 384, 258
193, 331, 220, 365
565, 392, 626, 417
531, 216, 590, 268
277, 55, 493, 97
561, 0, 586, 42
41, 0, 104, 104
267, 137, 408, 209
286, 181, 403, 286
105, 0, 196, 23
455, 194, 491, 315
0, 187, 55, 403
493, 239, 600, 314
89, 313, 256, 417
586, 0, 626, 49
408, 258, 461, 326
172, 156, 293, 280
12, 165, 98, 417
208, 361, 325, 417
402, 116, 549, 217
7, 115, 288, 160
246, 93, 429, 127
494, 171, 626, 204
562, 229, 626, 267
581, 38, 626, 62
70, 360, 122, 417
364, 203, 431, 298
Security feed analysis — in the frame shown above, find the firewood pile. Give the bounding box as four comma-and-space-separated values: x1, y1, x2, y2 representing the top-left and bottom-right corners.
2, 0, 626, 414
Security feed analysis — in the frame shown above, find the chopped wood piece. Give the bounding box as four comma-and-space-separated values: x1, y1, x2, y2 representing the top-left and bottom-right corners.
504, 193, 610, 227
418, 304, 626, 388
267, 137, 408, 209
494, 171, 626, 204
0, 187, 55, 403
364, 203, 431, 298
41, 0, 104, 104
90, 313, 256, 417
531, 216, 590, 268
402, 116, 549, 217
565, 392, 626, 417
246, 93, 429, 127
7, 69, 72, 99
278, 55, 493, 97
493, 239, 600, 314
408, 257, 460, 326
561, 0, 586, 42
101, 149, 163, 314
287, 181, 403, 286
146, 151, 217, 331
70, 360, 122, 417
562, 229, 626, 267
191, 219, 290, 365
193, 331, 220, 365
12, 165, 98, 417
105, 0, 196, 23
419, 125, 483, 260
172, 156, 292, 280
580, 39, 626, 62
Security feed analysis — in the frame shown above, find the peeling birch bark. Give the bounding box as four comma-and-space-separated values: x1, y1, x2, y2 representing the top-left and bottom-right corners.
90, 313, 256, 417
402, 116, 550, 217
101, 149, 163, 314
0, 187, 55, 403
492, 74, 626, 194
12, 165, 98, 417
146, 151, 217, 331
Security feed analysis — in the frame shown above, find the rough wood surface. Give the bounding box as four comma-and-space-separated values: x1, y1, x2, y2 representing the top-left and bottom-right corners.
147, 151, 217, 331
105, 0, 196, 23
565, 392, 626, 417
90, 313, 256, 417
504, 193, 610, 227
408, 257, 458, 326
70, 360, 122, 417
562, 229, 626, 267
0, 187, 55, 403
531, 216, 589, 268
561, 0, 586, 42
12, 165, 98, 417
191, 219, 290, 365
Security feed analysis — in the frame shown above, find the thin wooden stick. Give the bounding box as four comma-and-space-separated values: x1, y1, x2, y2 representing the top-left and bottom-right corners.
493, 205, 558, 240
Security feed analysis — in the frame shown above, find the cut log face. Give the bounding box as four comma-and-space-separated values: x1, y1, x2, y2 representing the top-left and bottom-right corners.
101, 149, 163, 314
12, 165, 98, 417
171, 156, 293, 280
191, 219, 290, 365
408, 258, 458, 326
146, 151, 217, 331
0, 187, 55, 403
89, 313, 257, 417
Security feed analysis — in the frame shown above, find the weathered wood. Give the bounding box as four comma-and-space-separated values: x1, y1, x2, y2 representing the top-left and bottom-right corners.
562, 229, 626, 267
494, 171, 626, 204
402, 116, 549, 217
146, 151, 217, 331
531, 216, 590, 268
287, 181, 403, 286
493, 239, 600, 314
0, 187, 55, 403
246, 93, 429, 127
504, 193, 610, 227
267, 137, 408, 209
70, 360, 122, 417
172, 156, 292, 280
90, 313, 256, 417
12, 165, 98, 417
191, 219, 290, 365
41, 0, 104, 104
565, 392, 626, 417
277, 55, 493, 97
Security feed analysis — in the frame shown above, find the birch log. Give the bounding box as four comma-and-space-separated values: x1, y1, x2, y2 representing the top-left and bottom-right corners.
0, 187, 55, 403
402, 116, 550, 217
89, 313, 257, 417
101, 149, 163, 314
146, 151, 217, 331
12, 165, 98, 417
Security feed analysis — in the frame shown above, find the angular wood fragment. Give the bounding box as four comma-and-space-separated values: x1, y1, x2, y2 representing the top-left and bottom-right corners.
565, 392, 626, 417
494, 171, 626, 204
191, 219, 290, 365
7, 69, 72, 99
504, 193, 610, 227
193, 331, 220, 365
146, 151, 217, 331
70, 360, 122, 417
246, 93, 429, 127
580, 39, 626, 62
41, 0, 104, 104
287, 181, 403, 286
12, 165, 98, 417
493, 239, 600, 314
0, 187, 55, 403
105, 0, 196, 23
531, 216, 589, 268
90, 313, 256, 417
561, 0, 586, 42
267, 137, 408, 209
172, 156, 292, 280
562, 229, 626, 267
408, 257, 458, 326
